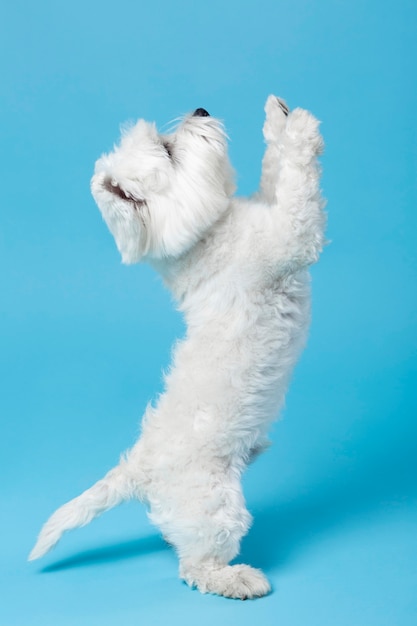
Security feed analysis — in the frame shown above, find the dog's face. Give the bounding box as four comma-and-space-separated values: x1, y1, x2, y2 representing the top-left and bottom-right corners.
91, 110, 235, 263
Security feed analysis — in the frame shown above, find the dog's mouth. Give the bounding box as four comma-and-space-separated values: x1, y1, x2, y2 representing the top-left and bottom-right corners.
103, 178, 145, 206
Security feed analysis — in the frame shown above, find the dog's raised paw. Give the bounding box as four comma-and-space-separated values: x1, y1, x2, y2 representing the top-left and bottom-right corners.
276, 97, 290, 116
265, 94, 290, 116
181, 563, 271, 600
263, 95, 289, 142
286, 108, 324, 155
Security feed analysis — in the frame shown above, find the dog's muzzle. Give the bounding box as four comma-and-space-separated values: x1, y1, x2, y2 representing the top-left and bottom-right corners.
193, 108, 210, 117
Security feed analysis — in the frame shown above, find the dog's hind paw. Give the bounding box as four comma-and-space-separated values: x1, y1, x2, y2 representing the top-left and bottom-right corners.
180, 562, 271, 600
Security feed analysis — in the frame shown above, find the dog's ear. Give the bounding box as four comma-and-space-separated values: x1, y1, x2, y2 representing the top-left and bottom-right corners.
120, 119, 157, 144
91, 172, 151, 264
107, 201, 151, 264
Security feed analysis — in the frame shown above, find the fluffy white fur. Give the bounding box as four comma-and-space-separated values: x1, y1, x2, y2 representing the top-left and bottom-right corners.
29, 96, 326, 599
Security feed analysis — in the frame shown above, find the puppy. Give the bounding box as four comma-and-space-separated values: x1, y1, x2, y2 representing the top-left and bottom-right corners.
29, 97, 325, 599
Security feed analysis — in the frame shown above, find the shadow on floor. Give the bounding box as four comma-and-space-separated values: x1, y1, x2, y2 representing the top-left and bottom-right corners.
42, 534, 168, 573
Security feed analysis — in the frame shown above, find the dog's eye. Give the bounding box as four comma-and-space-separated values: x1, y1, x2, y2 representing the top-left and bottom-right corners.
163, 142, 173, 159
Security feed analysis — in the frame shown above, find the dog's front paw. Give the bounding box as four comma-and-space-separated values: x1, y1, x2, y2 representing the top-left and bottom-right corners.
286, 108, 324, 156
263, 95, 290, 143
181, 562, 271, 600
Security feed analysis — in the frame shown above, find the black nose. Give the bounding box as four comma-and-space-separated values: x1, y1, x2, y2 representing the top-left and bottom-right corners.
193, 108, 210, 117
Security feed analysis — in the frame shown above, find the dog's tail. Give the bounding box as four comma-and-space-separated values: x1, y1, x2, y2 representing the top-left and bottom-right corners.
28, 460, 136, 561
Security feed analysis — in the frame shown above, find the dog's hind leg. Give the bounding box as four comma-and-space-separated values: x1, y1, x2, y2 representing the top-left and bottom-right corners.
28, 460, 136, 561
178, 502, 271, 599
179, 556, 271, 600
150, 472, 271, 599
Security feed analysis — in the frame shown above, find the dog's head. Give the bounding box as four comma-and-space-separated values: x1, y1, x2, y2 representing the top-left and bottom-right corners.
91, 109, 235, 263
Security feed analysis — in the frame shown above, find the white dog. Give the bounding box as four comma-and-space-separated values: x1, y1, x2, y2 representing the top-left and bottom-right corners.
29, 96, 325, 599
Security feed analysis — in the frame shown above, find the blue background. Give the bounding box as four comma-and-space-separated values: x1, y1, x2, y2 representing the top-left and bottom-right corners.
1, 0, 416, 624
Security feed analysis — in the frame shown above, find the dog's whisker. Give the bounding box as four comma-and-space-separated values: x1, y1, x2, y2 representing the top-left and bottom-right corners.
160, 117, 181, 133
163, 121, 182, 135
